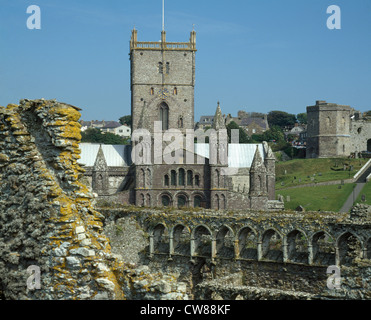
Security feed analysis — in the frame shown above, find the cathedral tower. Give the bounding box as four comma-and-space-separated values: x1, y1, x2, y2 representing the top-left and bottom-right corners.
130, 28, 196, 134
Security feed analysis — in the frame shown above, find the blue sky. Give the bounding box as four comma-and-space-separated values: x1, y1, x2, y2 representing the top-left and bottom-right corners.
1, 0, 370, 122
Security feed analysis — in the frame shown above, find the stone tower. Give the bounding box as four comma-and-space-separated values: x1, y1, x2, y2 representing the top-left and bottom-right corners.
130, 28, 197, 134
306, 100, 352, 158
249, 145, 268, 210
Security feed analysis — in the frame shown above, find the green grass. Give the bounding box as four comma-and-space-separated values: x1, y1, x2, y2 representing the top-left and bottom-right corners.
276, 183, 356, 212
275, 158, 367, 190
354, 182, 371, 205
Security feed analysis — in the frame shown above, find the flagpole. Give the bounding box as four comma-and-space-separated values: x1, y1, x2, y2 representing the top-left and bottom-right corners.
162, 0, 165, 31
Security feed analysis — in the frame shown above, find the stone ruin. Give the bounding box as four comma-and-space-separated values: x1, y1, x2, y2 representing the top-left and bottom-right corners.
0, 99, 187, 300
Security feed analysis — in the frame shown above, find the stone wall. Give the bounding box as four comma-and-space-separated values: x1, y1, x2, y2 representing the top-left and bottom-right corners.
0, 99, 186, 300
306, 101, 371, 158
99, 205, 371, 300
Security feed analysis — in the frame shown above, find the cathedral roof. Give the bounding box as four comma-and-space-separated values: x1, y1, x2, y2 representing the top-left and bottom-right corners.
195, 143, 266, 168
79, 142, 267, 169
79, 143, 131, 167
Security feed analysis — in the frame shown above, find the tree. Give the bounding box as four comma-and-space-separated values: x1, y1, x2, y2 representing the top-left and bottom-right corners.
81, 128, 129, 145
226, 121, 251, 144
267, 111, 296, 128
119, 115, 132, 126
296, 113, 307, 124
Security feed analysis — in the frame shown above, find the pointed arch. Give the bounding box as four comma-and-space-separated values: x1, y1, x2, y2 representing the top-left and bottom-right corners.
159, 102, 169, 130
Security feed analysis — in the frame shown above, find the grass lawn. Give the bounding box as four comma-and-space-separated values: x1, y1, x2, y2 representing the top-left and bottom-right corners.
354, 182, 371, 206
276, 183, 356, 212
275, 158, 367, 190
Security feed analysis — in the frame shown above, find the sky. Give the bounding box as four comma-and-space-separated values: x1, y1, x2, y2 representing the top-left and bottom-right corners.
1, 0, 371, 122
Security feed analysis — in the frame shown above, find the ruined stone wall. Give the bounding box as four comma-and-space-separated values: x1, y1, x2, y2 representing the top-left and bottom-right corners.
0, 99, 187, 300
99, 206, 371, 300
350, 120, 371, 153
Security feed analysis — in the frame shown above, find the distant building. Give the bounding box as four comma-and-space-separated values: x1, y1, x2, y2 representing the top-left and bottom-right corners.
306, 100, 371, 158
80, 120, 122, 132
226, 111, 269, 135
112, 125, 131, 138
79, 120, 131, 137
195, 115, 215, 130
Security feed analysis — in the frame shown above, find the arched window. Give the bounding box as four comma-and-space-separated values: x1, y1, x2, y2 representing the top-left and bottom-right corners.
187, 170, 193, 186
326, 117, 331, 127
140, 168, 145, 188
221, 194, 226, 210
146, 168, 151, 188
171, 170, 176, 186
177, 194, 187, 208
161, 194, 171, 207
215, 194, 220, 210
164, 174, 169, 187
159, 102, 169, 130
140, 194, 145, 207
147, 194, 151, 206
150, 87, 154, 95
173, 87, 178, 95
179, 168, 185, 186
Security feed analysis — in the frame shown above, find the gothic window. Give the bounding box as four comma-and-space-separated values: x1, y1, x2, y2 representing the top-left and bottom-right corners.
179, 168, 185, 186
171, 170, 176, 186
221, 194, 226, 210
140, 194, 145, 207
159, 102, 169, 130
164, 174, 169, 187
195, 175, 200, 187
187, 170, 193, 186
215, 194, 220, 210
146, 168, 152, 188
166, 62, 170, 74
150, 87, 154, 95
173, 87, 177, 95
158, 62, 163, 74
140, 168, 145, 188
146, 194, 151, 207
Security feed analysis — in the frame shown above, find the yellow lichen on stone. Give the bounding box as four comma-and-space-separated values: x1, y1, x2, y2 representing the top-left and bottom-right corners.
6, 104, 18, 110
49, 105, 81, 122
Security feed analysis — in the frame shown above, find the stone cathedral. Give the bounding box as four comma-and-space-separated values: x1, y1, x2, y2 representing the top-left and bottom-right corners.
79, 28, 281, 211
